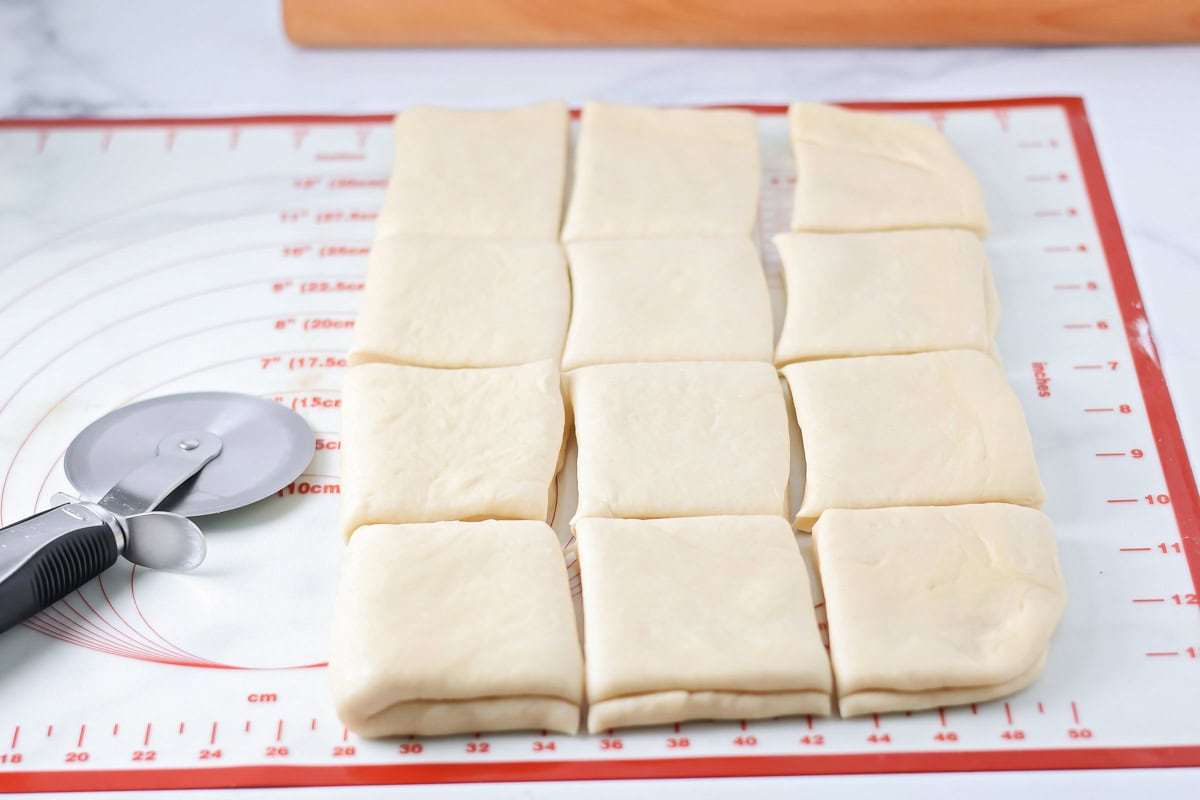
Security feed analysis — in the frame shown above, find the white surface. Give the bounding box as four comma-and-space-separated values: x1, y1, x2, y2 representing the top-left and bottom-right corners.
0, 105, 1196, 799
1, 2, 1199, 798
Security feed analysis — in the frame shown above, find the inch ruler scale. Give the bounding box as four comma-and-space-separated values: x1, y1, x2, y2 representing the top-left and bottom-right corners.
0, 99, 1197, 793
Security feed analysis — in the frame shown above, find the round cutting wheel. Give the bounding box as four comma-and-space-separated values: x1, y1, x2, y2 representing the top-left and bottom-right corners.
64, 392, 316, 517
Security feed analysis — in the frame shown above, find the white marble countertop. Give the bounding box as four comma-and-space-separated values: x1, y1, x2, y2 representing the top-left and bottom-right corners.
2, 1, 1199, 798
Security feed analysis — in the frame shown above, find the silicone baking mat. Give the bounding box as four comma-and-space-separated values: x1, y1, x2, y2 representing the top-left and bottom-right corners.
0, 98, 1197, 793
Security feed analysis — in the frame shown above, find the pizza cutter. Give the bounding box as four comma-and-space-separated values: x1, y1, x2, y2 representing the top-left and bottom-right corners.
0, 392, 315, 635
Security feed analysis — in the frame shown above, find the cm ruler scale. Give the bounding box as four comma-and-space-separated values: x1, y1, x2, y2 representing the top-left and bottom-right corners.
0, 99, 1197, 792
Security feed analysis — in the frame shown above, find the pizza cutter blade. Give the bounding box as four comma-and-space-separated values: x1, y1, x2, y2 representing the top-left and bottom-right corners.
0, 392, 316, 635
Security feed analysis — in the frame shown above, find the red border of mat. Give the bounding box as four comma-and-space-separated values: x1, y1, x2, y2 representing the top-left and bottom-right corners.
1, 97, 1197, 793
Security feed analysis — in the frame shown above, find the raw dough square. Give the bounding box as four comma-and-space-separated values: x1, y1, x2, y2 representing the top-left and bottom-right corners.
576, 516, 832, 732
561, 102, 760, 241
782, 350, 1045, 530
349, 237, 569, 369
773, 229, 997, 364
339, 360, 565, 540
788, 103, 989, 235
329, 520, 583, 737
568, 361, 790, 521
561, 239, 773, 370
376, 101, 568, 239
813, 504, 1067, 716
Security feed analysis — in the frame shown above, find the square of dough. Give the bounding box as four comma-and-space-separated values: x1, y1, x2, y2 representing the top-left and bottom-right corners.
568, 361, 789, 521
329, 520, 583, 737
788, 103, 989, 235
773, 229, 998, 365
561, 102, 760, 241
349, 237, 569, 369
339, 360, 565, 540
813, 504, 1067, 716
561, 238, 773, 370
782, 350, 1045, 530
577, 516, 832, 732
375, 101, 568, 239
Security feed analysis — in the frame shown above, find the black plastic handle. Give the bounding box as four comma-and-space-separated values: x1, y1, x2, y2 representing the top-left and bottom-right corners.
0, 504, 120, 635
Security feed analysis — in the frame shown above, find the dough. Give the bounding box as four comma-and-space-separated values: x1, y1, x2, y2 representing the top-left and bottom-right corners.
329, 521, 583, 736
339, 360, 565, 540
561, 102, 760, 241
576, 516, 832, 732
812, 504, 1067, 716
773, 229, 994, 364
375, 101, 568, 239
781, 350, 1045, 530
349, 237, 569, 369
561, 238, 773, 370
567, 361, 790, 522
788, 103, 989, 235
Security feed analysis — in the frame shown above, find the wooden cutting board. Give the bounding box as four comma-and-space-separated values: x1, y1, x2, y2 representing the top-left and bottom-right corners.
282, 0, 1200, 47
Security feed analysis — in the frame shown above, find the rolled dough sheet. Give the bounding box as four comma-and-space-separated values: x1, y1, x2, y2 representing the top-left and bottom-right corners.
329, 521, 583, 737
782, 350, 1045, 530
561, 102, 760, 241
561, 238, 773, 370
339, 360, 565, 540
567, 361, 790, 522
812, 504, 1067, 717
773, 229, 996, 365
349, 236, 569, 369
576, 516, 832, 732
375, 101, 568, 240
788, 103, 989, 235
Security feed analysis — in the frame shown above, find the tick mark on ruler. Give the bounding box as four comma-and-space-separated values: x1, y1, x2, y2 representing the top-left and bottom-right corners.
178, 723, 185, 735
144, 724, 152, 746
1146, 651, 1180, 657
10, 726, 19, 749
1084, 407, 1114, 413
1074, 364, 1103, 370
1120, 547, 1152, 552
1096, 452, 1126, 457
210, 722, 218, 745
1064, 323, 1094, 329
1132, 598, 1165, 603
276, 720, 284, 742
45, 725, 52, 738
112, 723, 118, 736
77, 725, 86, 747
1004, 703, 1014, 726
1071, 702, 1081, 725
1108, 498, 1138, 504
